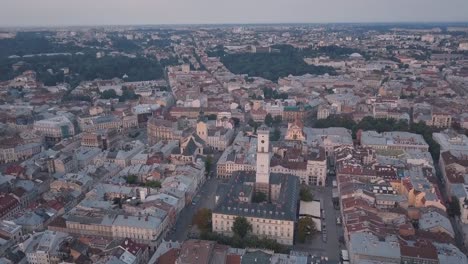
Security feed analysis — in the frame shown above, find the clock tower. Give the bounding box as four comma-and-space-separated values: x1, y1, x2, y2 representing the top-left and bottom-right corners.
256, 125, 270, 184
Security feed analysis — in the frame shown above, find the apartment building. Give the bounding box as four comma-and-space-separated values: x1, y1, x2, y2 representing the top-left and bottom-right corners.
33, 115, 75, 142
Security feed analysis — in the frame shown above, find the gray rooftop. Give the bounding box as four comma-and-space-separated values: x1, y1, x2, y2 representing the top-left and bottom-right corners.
349, 233, 400, 260
213, 171, 299, 221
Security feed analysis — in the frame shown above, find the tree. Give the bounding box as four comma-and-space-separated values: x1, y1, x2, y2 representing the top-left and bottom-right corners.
247, 119, 260, 133
447, 196, 461, 217
101, 89, 118, 99
232, 217, 252, 238
207, 114, 217, 120
314, 115, 356, 131
145, 180, 161, 188
265, 114, 274, 127
231, 117, 240, 127
297, 217, 317, 243
252, 192, 267, 203
119, 87, 139, 102
273, 115, 282, 126
199, 229, 287, 253
193, 208, 212, 231
205, 156, 213, 175
126, 175, 138, 184
270, 128, 281, 141
248, 118, 257, 128
221, 49, 336, 82
300, 186, 314, 201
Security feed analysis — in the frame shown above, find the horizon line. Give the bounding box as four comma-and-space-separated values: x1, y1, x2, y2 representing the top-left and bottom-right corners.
2, 20, 468, 30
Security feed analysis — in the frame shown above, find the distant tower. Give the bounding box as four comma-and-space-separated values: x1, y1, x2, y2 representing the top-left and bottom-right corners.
256, 125, 270, 184
196, 112, 208, 142
181, 64, 190, 73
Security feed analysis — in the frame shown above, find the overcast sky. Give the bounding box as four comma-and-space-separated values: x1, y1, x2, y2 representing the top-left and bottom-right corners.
1, 0, 468, 27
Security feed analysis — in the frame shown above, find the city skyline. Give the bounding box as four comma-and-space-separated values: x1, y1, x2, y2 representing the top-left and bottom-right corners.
1, 1, 468, 262
2, 0, 468, 27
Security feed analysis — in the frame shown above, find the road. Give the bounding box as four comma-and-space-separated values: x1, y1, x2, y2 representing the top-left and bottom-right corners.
293, 183, 342, 264
320, 185, 341, 263
164, 149, 223, 242
167, 175, 220, 242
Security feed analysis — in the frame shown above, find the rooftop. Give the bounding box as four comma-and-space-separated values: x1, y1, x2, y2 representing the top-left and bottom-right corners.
349, 232, 401, 260
213, 171, 299, 221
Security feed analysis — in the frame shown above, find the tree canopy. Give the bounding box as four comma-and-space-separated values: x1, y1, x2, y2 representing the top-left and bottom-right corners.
192, 208, 212, 231
205, 156, 213, 175
297, 217, 317, 243
0, 32, 86, 59
232, 216, 252, 238
221, 49, 336, 82
144, 180, 161, 188
447, 196, 461, 217
126, 175, 138, 184
2, 54, 165, 86
300, 186, 314, 201
101, 89, 119, 99
263, 87, 288, 100
264, 114, 274, 127
270, 128, 281, 142
200, 229, 287, 253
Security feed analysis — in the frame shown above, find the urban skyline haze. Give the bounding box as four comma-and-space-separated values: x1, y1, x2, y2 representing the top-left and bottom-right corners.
1, 0, 468, 27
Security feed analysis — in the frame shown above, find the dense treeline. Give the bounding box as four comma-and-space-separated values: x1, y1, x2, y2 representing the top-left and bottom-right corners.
1, 54, 164, 86
314, 116, 441, 161
273, 44, 366, 59
101, 87, 139, 102
262, 87, 288, 100
209, 44, 366, 60
221, 51, 336, 82
110, 37, 141, 52
0, 32, 173, 86
0, 32, 85, 59
146, 39, 173, 48
215, 44, 369, 81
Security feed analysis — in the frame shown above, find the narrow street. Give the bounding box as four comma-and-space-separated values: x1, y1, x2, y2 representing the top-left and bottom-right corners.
167, 177, 220, 242
293, 183, 342, 264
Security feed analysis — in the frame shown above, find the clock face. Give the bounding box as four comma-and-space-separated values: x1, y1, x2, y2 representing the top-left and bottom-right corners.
261, 140, 265, 144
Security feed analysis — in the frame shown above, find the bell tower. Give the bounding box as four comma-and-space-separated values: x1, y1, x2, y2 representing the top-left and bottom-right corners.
256, 125, 270, 184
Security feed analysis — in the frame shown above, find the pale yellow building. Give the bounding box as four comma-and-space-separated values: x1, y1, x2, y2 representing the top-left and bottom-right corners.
429, 112, 452, 128
285, 120, 306, 141
212, 212, 295, 245
212, 126, 299, 245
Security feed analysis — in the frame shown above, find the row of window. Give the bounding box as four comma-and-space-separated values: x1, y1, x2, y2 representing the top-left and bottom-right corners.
214, 215, 290, 226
